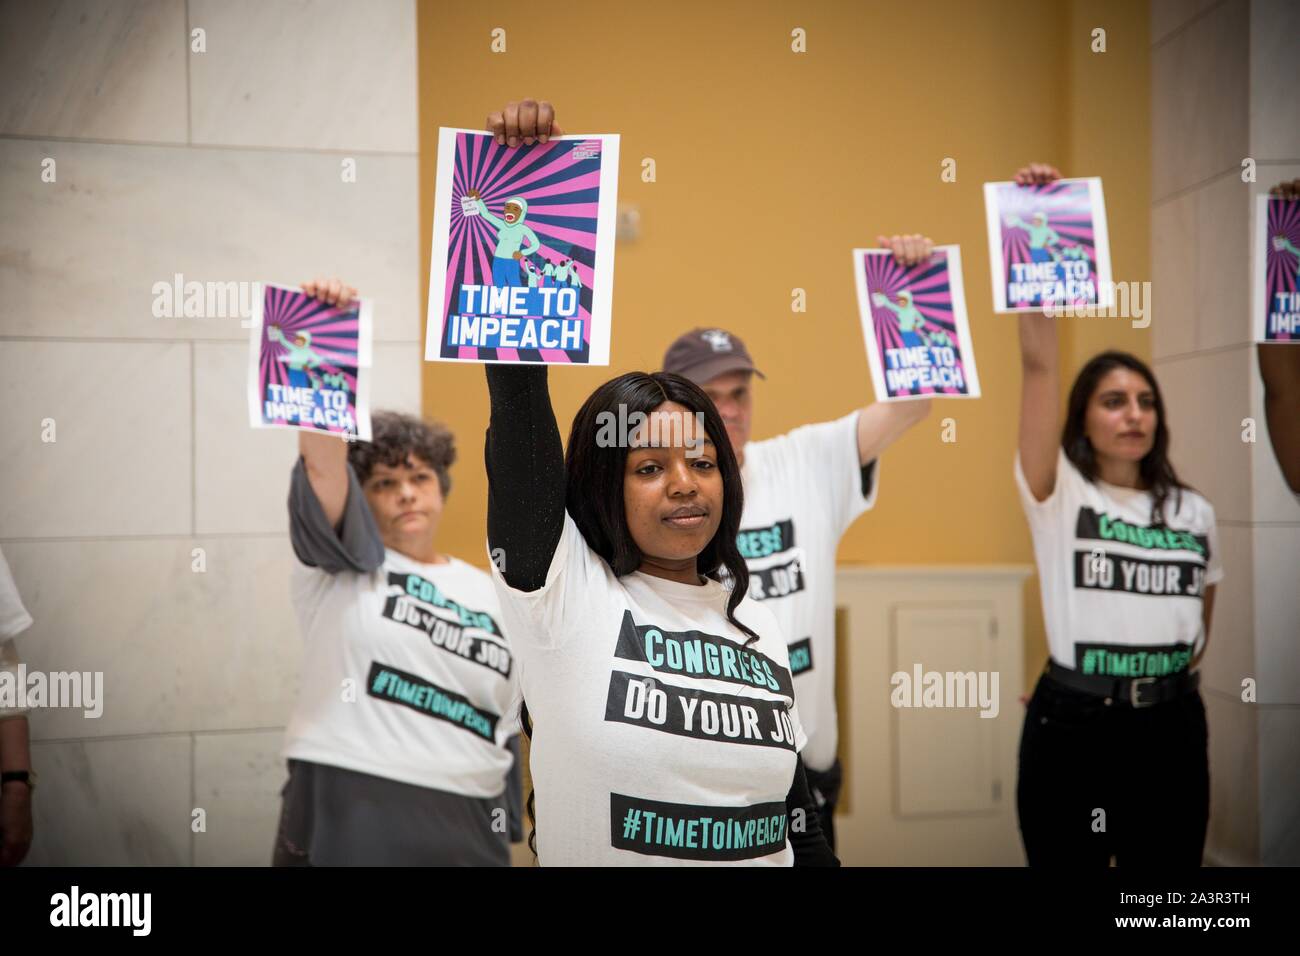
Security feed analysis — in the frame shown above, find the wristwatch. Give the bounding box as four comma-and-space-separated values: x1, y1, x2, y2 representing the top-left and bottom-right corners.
1, 770, 36, 792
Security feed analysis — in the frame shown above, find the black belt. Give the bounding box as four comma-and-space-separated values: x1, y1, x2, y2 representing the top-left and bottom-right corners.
1046, 661, 1200, 708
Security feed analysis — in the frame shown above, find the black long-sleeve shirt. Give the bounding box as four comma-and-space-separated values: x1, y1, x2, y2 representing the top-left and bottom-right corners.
484, 363, 838, 867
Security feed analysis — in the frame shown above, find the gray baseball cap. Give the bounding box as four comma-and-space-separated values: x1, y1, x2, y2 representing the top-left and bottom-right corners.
662, 327, 766, 385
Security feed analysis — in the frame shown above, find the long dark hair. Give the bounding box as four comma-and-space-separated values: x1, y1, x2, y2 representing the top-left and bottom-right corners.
519, 370, 757, 859
564, 370, 755, 634
1062, 351, 1189, 524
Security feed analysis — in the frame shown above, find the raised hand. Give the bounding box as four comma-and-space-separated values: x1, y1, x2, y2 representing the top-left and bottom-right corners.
487, 99, 564, 147
300, 277, 357, 308
876, 233, 934, 267
1269, 178, 1300, 200
1014, 162, 1061, 187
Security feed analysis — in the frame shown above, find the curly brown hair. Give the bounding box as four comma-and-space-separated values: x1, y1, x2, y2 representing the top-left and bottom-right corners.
347, 410, 456, 496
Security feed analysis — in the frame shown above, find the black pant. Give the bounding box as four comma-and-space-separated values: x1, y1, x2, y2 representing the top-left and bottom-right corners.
1016, 671, 1209, 867
804, 758, 843, 853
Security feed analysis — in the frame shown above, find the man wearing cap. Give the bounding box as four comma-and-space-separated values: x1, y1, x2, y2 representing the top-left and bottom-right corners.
661, 233, 935, 849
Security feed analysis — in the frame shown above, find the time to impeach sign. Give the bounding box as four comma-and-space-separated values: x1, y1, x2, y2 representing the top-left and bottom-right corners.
446, 283, 584, 351
884, 344, 967, 393
1269, 290, 1300, 336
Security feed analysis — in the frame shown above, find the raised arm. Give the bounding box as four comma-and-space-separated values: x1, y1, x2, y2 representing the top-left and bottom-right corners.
1013, 165, 1064, 502
295, 277, 357, 528
874, 295, 904, 317
855, 399, 931, 467
468, 191, 505, 231
478, 100, 569, 591
484, 365, 566, 591
1019, 312, 1061, 501
855, 232, 937, 465
299, 431, 349, 529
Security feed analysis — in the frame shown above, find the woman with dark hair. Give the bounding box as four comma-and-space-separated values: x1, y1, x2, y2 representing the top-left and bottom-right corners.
272, 277, 522, 867
1013, 164, 1222, 867
486, 361, 835, 866
478, 90, 833, 869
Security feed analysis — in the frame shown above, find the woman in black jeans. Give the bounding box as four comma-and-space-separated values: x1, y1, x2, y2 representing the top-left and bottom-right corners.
1012, 164, 1222, 866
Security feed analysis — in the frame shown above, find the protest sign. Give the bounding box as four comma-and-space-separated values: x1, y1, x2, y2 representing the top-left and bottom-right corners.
852, 245, 981, 401
247, 283, 372, 440
425, 128, 620, 365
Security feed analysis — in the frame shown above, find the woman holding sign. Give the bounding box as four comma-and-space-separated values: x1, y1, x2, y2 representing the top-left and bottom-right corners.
481, 101, 834, 867
272, 278, 522, 867
1013, 165, 1222, 866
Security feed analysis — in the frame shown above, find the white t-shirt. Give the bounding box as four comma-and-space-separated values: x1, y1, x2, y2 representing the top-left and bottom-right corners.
285, 551, 518, 796
0, 546, 33, 641
1015, 449, 1224, 676
737, 411, 877, 771
283, 466, 518, 798
489, 513, 808, 866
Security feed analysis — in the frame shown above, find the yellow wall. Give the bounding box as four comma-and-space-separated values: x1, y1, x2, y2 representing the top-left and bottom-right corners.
417, 0, 1151, 687
1064, 0, 1152, 368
